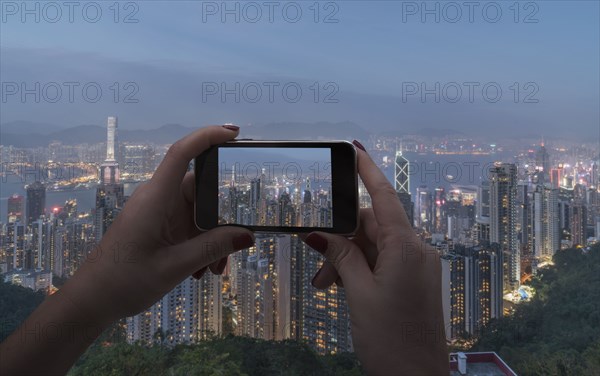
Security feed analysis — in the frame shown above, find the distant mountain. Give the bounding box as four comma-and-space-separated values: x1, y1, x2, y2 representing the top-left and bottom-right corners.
0, 123, 198, 147
50, 125, 106, 144
120, 124, 195, 143
0, 121, 370, 147
0, 121, 65, 135
373, 127, 466, 138
244, 121, 368, 140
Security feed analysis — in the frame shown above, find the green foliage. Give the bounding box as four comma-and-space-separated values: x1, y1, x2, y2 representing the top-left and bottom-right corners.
0, 279, 45, 342
471, 244, 600, 375
69, 342, 169, 376
66, 336, 363, 376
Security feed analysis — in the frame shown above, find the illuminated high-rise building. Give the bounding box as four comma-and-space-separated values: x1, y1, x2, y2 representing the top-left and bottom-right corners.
127, 276, 217, 346
570, 200, 587, 247
533, 185, 559, 260
489, 163, 519, 291
516, 183, 535, 274
293, 235, 351, 354
550, 165, 563, 189
517, 183, 531, 252
28, 219, 53, 271
394, 150, 410, 193
198, 272, 223, 338
7, 222, 26, 271
441, 244, 503, 340
95, 116, 125, 240
433, 187, 446, 233
416, 185, 433, 232
592, 160, 599, 188
535, 143, 551, 181
233, 235, 351, 354
233, 235, 292, 340
474, 181, 491, 245
162, 276, 203, 345
106, 116, 118, 162
26, 181, 46, 225
395, 151, 414, 226
7, 194, 24, 223
126, 299, 163, 345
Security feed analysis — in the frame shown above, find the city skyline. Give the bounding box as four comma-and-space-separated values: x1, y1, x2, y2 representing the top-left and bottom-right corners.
1, 115, 599, 365
216, 147, 333, 228
1, 0, 598, 372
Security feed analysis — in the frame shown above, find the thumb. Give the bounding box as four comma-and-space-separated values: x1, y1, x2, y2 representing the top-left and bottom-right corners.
170, 226, 255, 277
303, 232, 372, 292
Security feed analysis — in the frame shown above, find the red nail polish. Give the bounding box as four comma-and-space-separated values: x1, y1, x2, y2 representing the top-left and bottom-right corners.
352, 140, 366, 152
305, 233, 328, 254
222, 124, 240, 131
232, 233, 254, 250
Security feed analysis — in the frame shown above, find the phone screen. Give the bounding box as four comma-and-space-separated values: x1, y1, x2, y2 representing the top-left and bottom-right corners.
217, 147, 333, 228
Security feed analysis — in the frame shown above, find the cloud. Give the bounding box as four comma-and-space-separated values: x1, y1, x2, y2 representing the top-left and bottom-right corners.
0, 47, 596, 140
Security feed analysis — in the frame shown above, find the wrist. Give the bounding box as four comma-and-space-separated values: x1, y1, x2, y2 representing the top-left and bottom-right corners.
59, 261, 121, 328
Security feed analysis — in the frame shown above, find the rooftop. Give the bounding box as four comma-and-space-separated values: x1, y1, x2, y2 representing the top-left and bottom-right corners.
449, 352, 517, 376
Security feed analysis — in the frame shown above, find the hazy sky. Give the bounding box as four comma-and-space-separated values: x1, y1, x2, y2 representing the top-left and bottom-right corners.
1, 1, 598, 139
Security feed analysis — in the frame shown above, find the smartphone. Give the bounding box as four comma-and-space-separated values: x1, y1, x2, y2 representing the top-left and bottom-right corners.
194, 140, 358, 235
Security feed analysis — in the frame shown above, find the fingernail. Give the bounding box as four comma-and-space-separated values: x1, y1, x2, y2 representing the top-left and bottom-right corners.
222, 124, 240, 131
352, 140, 366, 152
193, 267, 207, 280
311, 268, 323, 288
217, 257, 228, 274
232, 233, 254, 250
305, 233, 328, 254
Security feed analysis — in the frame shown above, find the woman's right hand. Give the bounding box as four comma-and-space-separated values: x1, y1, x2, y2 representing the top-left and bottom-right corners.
303, 142, 449, 375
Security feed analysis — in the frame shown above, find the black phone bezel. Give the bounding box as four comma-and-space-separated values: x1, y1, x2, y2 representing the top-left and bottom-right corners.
194, 140, 358, 235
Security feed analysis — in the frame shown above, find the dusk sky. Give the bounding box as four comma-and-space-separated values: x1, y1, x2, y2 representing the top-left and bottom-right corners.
1, 1, 598, 139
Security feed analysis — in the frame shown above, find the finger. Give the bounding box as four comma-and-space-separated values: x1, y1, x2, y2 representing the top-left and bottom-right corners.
181, 171, 195, 205
209, 257, 228, 275
303, 232, 372, 293
167, 226, 254, 276
354, 144, 411, 233
311, 261, 338, 290
152, 125, 239, 191
311, 209, 379, 290
356, 208, 378, 248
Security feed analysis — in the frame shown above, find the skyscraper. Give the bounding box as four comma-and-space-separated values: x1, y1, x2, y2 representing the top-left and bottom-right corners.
198, 272, 223, 339
95, 116, 125, 240
517, 183, 534, 274
232, 235, 351, 354
535, 143, 551, 181
26, 182, 46, 225
433, 187, 446, 234
477, 181, 491, 220
489, 163, 519, 291
127, 276, 219, 346
395, 150, 410, 193
441, 244, 503, 340
7, 194, 24, 223
533, 185, 559, 260
232, 235, 291, 340
570, 201, 587, 246
294, 235, 351, 354
395, 151, 413, 226
416, 185, 433, 232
